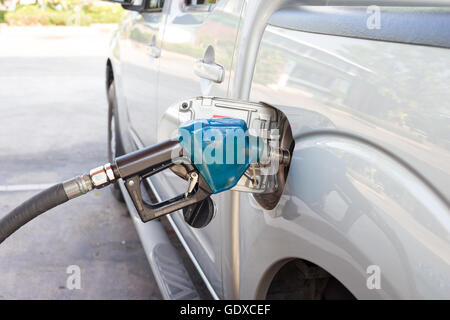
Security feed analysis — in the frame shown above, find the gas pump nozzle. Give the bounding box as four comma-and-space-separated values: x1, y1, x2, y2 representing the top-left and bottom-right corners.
0, 118, 265, 244
111, 118, 264, 222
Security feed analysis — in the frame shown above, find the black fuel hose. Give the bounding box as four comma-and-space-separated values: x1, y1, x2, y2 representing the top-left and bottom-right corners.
0, 184, 69, 245
0, 163, 116, 245
0, 139, 198, 244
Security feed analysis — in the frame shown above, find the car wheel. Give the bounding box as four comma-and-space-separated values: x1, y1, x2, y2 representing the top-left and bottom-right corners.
107, 80, 125, 202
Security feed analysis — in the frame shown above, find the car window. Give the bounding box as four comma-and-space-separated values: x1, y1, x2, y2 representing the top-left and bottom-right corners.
146, 0, 164, 11
182, 0, 217, 12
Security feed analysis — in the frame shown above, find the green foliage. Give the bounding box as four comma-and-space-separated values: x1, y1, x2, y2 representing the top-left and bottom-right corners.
0, 10, 6, 23
5, 5, 85, 26
83, 4, 124, 24
4, 3, 123, 26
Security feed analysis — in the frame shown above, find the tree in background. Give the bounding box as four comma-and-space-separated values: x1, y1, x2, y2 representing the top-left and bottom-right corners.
2, 0, 123, 25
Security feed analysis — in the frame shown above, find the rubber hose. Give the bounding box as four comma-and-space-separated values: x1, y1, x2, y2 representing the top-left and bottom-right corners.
0, 183, 68, 244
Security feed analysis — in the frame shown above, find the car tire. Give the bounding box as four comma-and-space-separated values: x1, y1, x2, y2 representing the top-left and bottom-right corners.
107, 80, 125, 203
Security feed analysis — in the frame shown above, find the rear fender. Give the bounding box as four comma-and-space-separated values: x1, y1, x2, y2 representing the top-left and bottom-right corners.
240, 131, 450, 299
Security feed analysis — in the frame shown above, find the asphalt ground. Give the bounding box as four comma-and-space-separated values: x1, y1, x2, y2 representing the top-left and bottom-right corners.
0, 25, 162, 299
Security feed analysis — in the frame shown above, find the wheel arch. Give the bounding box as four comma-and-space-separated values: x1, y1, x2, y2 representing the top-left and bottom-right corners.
254, 257, 291, 299
255, 257, 355, 300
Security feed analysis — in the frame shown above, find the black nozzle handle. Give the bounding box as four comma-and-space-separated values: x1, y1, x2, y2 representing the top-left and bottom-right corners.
124, 172, 211, 222
113, 139, 212, 222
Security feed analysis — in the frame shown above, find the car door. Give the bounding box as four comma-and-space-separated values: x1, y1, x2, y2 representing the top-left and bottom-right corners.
120, 0, 165, 146
150, 0, 244, 297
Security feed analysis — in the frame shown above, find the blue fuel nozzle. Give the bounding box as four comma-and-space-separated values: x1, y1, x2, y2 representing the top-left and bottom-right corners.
116, 118, 264, 223
178, 118, 264, 194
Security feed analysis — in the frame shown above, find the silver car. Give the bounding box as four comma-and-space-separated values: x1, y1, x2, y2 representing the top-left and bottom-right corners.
105, 0, 450, 299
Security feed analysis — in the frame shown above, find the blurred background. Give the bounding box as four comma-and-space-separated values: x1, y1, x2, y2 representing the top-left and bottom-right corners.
0, 0, 123, 26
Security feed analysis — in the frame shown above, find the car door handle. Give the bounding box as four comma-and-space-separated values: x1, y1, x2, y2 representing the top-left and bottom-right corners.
194, 60, 225, 83
148, 44, 161, 58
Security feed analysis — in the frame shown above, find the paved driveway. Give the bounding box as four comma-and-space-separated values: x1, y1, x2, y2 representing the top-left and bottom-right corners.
0, 25, 162, 299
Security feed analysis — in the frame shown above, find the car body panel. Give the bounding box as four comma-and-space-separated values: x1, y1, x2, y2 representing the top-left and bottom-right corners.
109, 13, 137, 154
108, 0, 450, 299
245, 21, 450, 299
120, 10, 165, 146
